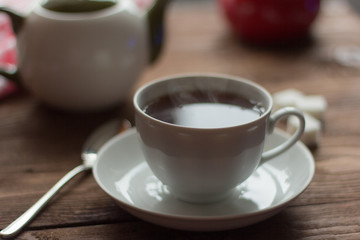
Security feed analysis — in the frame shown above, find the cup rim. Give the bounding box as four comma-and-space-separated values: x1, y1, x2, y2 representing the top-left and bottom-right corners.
134, 73, 273, 130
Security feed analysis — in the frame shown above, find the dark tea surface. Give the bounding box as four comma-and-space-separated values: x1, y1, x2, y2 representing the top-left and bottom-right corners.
143, 91, 265, 128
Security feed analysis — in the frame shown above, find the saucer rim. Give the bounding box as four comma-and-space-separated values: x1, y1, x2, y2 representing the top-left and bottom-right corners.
93, 128, 315, 222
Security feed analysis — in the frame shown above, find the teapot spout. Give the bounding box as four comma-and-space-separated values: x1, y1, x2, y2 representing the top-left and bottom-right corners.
146, 0, 169, 63
0, 7, 25, 34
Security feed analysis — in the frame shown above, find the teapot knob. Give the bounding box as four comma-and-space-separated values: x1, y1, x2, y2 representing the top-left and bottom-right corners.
41, 0, 118, 13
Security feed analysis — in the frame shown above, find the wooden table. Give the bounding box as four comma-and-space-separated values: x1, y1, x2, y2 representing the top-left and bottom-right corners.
1, 0, 360, 239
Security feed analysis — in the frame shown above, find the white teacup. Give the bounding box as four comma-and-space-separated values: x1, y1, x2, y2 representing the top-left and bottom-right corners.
134, 74, 305, 203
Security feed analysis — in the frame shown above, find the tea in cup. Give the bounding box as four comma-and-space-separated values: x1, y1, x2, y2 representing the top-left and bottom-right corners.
134, 74, 305, 203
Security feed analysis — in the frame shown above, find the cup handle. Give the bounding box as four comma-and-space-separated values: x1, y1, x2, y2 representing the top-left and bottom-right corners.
261, 107, 305, 163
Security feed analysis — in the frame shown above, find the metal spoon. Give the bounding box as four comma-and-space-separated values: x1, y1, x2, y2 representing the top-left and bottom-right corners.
0, 119, 131, 238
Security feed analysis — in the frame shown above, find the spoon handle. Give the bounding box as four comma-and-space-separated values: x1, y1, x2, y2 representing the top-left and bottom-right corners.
0, 164, 90, 238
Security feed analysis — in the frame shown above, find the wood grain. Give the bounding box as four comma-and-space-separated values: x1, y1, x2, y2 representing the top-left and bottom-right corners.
1, 0, 360, 239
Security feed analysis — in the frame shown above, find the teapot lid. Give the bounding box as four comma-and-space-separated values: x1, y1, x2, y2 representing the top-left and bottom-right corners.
41, 0, 118, 13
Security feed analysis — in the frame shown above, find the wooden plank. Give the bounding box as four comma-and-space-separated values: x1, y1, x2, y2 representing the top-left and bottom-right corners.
0, 175, 135, 228
12, 199, 360, 240
0, 159, 359, 229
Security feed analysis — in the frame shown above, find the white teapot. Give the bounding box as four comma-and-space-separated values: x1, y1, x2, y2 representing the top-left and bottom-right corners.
0, 0, 168, 111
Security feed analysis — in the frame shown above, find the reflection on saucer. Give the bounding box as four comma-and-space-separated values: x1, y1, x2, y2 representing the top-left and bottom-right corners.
115, 162, 285, 216
94, 128, 314, 231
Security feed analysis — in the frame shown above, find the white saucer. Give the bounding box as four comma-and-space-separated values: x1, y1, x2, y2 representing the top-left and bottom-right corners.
93, 128, 315, 231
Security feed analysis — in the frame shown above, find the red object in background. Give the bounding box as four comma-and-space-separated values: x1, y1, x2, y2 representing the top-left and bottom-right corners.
218, 0, 321, 45
0, 13, 17, 99
0, 0, 32, 99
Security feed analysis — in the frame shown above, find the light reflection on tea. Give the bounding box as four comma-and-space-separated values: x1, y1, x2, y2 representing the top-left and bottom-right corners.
143, 90, 265, 128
